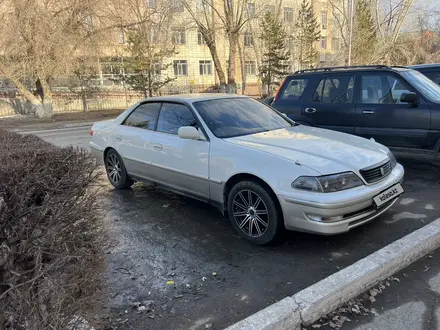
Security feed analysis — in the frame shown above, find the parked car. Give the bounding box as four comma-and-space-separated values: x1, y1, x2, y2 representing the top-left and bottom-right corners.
90, 94, 404, 245
408, 63, 440, 85
270, 65, 440, 155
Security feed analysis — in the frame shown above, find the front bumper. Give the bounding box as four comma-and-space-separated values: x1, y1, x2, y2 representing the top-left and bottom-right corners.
278, 163, 405, 235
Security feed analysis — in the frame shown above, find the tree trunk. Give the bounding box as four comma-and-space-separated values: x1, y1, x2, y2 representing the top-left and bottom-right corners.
148, 71, 153, 97
227, 33, 238, 94
237, 42, 246, 95
206, 37, 227, 91
10, 78, 53, 118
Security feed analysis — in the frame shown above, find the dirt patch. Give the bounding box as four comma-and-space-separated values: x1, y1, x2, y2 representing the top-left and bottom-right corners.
0, 109, 124, 131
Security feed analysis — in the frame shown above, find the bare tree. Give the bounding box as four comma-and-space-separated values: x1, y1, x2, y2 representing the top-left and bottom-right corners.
0, 0, 112, 118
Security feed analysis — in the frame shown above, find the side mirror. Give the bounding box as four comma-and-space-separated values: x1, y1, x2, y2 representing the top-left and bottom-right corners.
400, 92, 419, 105
178, 126, 200, 140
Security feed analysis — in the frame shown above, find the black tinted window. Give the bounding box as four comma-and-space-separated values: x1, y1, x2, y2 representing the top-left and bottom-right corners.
361, 74, 412, 104
279, 78, 308, 100
313, 75, 354, 103
422, 71, 440, 85
157, 103, 197, 135
194, 98, 291, 138
124, 103, 161, 129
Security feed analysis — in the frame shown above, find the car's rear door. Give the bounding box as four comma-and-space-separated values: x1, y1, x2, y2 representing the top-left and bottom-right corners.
116, 102, 161, 178
300, 73, 356, 134
355, 71, 431, 149
271, 75, 310, 121
149, 102, 210, 199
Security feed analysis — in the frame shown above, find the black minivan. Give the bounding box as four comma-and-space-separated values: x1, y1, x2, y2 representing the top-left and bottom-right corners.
270, 65, 440, 155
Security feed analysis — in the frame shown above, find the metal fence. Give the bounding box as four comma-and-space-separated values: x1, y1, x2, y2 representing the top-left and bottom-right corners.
0, 83, 261, 117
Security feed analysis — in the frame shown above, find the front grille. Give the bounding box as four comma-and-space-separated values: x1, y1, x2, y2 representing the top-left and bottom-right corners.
360, 160, 392, 184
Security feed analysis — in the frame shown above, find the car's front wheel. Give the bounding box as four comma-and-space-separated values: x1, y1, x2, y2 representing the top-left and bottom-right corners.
105, 149, 134, 189
227, 180, 284, 245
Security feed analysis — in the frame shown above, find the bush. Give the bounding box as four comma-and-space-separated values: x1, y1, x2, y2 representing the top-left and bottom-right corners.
0, 130, 105, 329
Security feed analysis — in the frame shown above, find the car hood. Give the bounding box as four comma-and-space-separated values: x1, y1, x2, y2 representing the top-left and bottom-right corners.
224, 126, 389, 175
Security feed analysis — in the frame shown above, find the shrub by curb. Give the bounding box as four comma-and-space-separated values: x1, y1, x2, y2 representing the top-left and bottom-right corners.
0, 129, 105, 329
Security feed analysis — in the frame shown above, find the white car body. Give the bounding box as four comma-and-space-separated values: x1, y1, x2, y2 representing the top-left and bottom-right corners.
90, 94, 404, 240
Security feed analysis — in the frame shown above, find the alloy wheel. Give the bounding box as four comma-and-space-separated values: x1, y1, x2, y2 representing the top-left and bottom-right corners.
106, 153, 122, 184
232, 190, 269, 238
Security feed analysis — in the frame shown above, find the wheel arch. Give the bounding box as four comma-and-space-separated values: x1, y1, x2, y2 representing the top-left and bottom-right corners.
223, 173, 283, 217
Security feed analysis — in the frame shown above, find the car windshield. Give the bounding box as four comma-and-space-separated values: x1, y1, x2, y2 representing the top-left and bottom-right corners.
193, 98, 293, 138
401, 70, 440, 103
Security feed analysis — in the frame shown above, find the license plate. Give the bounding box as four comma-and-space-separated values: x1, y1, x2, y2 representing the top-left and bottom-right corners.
373, 183, 404, 207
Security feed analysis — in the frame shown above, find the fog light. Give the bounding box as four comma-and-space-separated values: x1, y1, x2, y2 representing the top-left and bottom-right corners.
307, 214, 344, 223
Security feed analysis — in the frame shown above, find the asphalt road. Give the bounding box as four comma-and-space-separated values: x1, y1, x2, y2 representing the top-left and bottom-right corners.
29, 127, 440, 330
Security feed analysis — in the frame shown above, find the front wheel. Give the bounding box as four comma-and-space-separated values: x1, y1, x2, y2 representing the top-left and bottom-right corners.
227, 181, 284, 245
105, 149, 134, 189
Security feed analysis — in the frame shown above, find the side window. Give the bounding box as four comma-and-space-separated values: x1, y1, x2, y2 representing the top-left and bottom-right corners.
423, 71, 440, 85
279, 78, 308, 100
313, 75, 354, 103
157, 103, 197, 135
361, 74, 411, 104
123, 103, 161, 129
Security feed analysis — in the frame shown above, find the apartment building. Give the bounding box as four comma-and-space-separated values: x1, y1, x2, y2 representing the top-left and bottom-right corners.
96, 0, 347, 91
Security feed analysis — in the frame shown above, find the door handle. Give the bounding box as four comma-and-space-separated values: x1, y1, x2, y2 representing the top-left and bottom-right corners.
362, 110, 375, 115
305, 108, 317, 113
153, 144, 163, 151
115, 136, 121, 141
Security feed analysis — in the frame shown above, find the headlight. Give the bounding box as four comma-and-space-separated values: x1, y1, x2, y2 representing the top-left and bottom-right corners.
292, 172, 364, 193
388, 151, 397, 169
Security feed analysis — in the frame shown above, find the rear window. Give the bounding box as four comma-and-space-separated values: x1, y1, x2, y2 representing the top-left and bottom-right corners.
278, 78, 308, 100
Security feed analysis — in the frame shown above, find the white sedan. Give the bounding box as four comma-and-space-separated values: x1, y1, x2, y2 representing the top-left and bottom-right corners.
90, 94, 405, 245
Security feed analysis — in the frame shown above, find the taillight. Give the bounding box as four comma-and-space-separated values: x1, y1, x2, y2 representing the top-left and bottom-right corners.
89, 129, 94, 136
273, 77, 287, 103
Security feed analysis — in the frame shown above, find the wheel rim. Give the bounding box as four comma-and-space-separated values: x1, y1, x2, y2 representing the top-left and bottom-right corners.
106, 154, 122, 184
232, 190, 269, 238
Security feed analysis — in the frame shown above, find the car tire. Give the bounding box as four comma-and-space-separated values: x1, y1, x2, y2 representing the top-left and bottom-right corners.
227, 180, 284, 245
105, 149, 134, 189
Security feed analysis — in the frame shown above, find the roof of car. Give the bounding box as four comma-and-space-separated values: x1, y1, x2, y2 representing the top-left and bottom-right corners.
290, 65, 411, 76
408, 63, 440, 69
138, 93, 249, 103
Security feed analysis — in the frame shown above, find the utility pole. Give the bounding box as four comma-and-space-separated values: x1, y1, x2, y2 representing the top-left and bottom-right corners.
348, 0, 354, 66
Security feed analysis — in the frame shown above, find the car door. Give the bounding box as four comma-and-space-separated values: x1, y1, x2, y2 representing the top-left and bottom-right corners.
149, 102, 210, 199
355, 72, 431, 149
271, 76, 310, 120
115, 102, 161, 178
300, 74, 356, 134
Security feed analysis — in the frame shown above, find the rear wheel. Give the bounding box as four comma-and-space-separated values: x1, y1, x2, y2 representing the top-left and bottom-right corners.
227, 180, 283, 245
105, 149, 134, 189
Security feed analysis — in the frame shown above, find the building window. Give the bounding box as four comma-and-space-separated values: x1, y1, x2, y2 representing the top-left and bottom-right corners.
196, 0, 212, 11
320, 37, 327, 49
150, 26, 158, 44
171, 0, 184, 12
147, 0, 156, 8
245, 61, 256, 75
117, 28, 125, 44
227, 0, 233, 10
331, 38, 339, 51
198, 29, 206, 45
174, 60, 188, 76
152, 61, 161, 75
265, 5, 275, 15
199, 60, 212, 75
247, 3, 255, 18
321, 11, 327, 30
284, 7, 293, 22
244, 31, 253, 47
86, 14, 94, 32
172, 28, 186, 45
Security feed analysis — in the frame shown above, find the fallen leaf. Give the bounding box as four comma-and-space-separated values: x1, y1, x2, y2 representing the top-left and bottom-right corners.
166, 280, 175, 285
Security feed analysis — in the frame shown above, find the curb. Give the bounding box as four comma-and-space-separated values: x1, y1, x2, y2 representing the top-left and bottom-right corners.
225, 218, 440, 330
